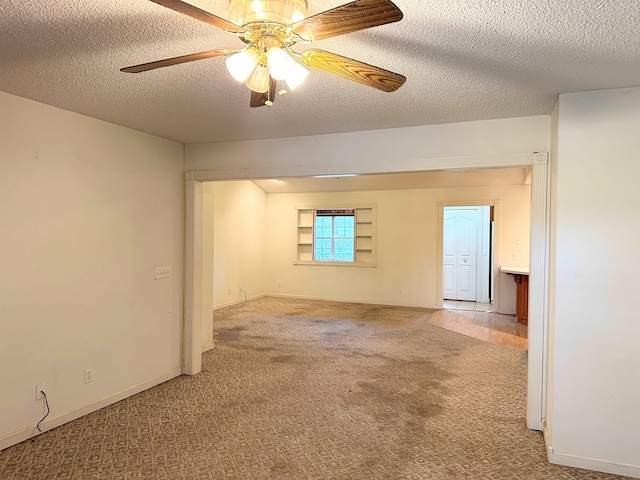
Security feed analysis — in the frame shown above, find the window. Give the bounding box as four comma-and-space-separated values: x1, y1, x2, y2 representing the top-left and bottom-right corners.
314, 209, 355, 262
295, 204, 376, 266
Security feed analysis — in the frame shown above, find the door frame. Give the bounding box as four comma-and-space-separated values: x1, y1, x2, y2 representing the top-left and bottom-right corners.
442, 205, 491, 303
184, 152, 550, 431
439, 201, 500, 308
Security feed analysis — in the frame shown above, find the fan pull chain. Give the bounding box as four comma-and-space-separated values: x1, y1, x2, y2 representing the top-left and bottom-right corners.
265, 78, 273, 106
279, 79, 288, 96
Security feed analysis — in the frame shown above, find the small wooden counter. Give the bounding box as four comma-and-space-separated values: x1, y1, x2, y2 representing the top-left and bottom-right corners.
501, 266, 529, 325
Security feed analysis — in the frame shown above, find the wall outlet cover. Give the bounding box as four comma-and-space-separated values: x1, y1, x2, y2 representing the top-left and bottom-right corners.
154, 267, 171, 279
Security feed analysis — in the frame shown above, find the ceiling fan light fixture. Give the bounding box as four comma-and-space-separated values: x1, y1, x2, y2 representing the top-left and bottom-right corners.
121, 0, 406, 108
245, 63, 271, 93
229, 0, 307, 25
226, 48, 260, 82
283, 61, 309, 90
266, 47, 295, 80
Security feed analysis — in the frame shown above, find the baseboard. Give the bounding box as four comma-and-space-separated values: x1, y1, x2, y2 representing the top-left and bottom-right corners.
202, 340, 215, 352
266, 293, 436, 309
543, 422, 553, 462
545, 426, 640, 479
213, 293, 266, 311
0, 367, 182, 451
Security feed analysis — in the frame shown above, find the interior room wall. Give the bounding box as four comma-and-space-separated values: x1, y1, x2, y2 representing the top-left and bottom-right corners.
547, 87, 640, 477
0, 92, 184, 449
210, 181, 267, 309
265, 185, 531, 310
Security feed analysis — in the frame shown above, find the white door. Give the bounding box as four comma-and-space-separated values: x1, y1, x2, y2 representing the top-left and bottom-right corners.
443, 207, 479, 301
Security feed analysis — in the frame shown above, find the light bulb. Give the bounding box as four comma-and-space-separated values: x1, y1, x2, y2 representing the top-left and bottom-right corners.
226, 49, 259, 83
267, 47, 295, 81
245, 64, 270, 93
284, 61, 309, 90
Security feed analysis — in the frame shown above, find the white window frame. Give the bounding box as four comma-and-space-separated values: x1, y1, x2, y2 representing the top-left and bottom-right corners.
314, 209, 356, 262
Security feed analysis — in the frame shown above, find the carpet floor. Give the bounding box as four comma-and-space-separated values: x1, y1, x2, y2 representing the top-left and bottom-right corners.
0, 297, 631, 479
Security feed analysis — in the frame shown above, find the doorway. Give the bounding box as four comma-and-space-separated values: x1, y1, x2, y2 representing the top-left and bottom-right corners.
443, 205, 492, 304
187, 156, 550, 432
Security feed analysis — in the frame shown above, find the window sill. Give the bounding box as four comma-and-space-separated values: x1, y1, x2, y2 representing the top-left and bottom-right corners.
293, 260, 376, 268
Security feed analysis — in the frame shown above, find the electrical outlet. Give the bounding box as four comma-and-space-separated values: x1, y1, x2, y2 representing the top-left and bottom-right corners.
36, 383, 45, 400
512, 252, 521, 260
277, 281, 282, 287
154, 266, 171, 279
84, 368, 93, 384
228, 288, 231, 294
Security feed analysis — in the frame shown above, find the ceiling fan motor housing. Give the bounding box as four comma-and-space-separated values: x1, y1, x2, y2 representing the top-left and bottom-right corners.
229, 0, 307, 26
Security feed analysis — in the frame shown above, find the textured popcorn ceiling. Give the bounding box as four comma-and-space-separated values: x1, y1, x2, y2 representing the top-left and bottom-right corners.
1, 0, 639, 144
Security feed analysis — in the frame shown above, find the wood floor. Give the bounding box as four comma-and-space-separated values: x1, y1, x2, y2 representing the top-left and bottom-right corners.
429, 307, 528, 350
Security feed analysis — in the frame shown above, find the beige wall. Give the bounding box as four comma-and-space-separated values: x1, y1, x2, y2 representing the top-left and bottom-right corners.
210, 181, 267, 309
0, 92, 184, 447
547, 87, 640, 476
264, 185, 530, 309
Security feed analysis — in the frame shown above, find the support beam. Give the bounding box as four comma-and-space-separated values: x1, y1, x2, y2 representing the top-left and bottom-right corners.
184, 179, 203, 375
527, 152, 549, 430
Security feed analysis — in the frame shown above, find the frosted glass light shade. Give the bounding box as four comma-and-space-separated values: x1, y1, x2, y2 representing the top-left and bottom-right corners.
226, 49, 260, 82
245, 64, 271, 93
229, 0, 307, 25
284, 61, 309, 90
266, 47, 295, 80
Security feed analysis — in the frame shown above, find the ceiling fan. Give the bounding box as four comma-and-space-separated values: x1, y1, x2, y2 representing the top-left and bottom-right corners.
121, 0, 406, 107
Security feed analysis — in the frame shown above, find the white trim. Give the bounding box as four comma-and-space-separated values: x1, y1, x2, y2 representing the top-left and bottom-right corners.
0, 368, 182, 451
478, 206, 491, 303
293, 260, 376, 267
202, 341, 215, 353
550, 452, 640, 479
543, 422, 553, 462
527, 161, 549, 430
546, 437, 640, 479
184, 180, 203, 375
212, 292, 267, 311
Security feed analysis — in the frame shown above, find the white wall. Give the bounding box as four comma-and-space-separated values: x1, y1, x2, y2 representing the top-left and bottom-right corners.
186, 116, 550, 180
210, 181, 267, 308
547, 87, 640, 477
266, 185, 530, 310
0, 92, 184, 448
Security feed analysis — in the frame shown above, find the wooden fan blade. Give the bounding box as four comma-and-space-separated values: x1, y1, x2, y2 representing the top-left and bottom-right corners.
291, 0, 402, 42
250, 77, 277, 107
121, 49, 233, 73
149, 0, 244, 33
301, 49, 405, 92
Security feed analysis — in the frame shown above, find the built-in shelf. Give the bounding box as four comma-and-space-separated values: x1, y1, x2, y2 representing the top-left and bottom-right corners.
294, 204, 376, 266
